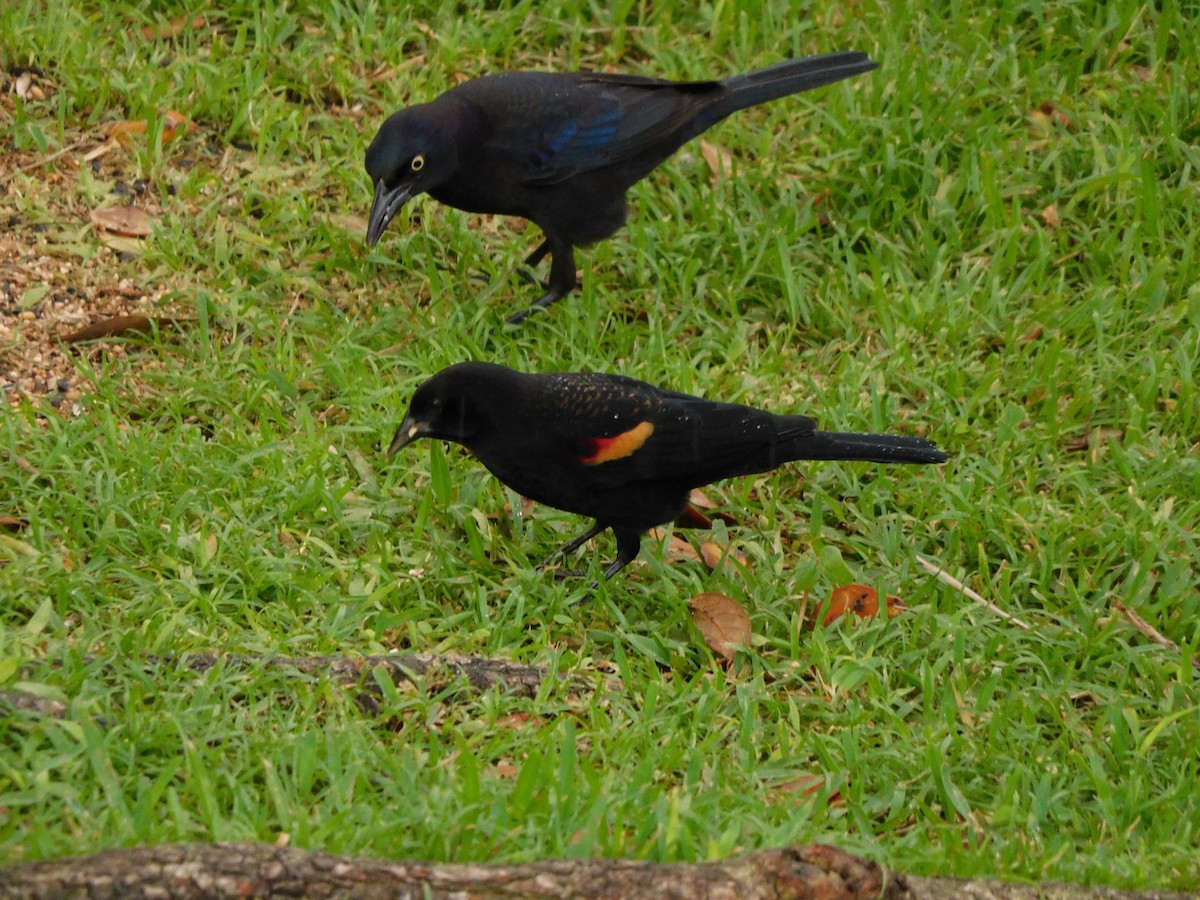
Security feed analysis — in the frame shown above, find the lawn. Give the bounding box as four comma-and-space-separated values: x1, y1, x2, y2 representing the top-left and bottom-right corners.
2, 0, 1198, 890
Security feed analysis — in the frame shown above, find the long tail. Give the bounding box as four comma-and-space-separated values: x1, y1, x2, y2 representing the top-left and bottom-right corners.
792, 430, 948, 465
717, 51, 878, 116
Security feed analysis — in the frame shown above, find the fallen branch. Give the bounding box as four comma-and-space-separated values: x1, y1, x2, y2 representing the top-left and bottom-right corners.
0, 842, 903, 900
10, 654, 593, 726
3, 842, 1191, 900
158, 652, 587, 698
915, 555, 1032, 630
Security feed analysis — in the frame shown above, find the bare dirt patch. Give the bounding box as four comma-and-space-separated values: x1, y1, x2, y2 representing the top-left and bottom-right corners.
2, 67, 187, 416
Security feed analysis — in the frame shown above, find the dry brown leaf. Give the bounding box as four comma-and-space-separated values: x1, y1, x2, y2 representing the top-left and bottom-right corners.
699, 139, 735, 182
699, 541, 725, 569
65, 315, 182, 342
0, 534, 38, 559
675, 505, 738, 529
495, 712, 543, 729
689, 488, 717, 509
89, 206, 155, 238
699, 540, 747, 571
491, 761, 519, 779
141, 15, 206, 40
1065, 426, 1124, 452
1020, 325, 1044, 344
771, 773, 843, 806
95, 232, 146, 257
689, 592, 752, 662
1038, 100, 1071, 128
1039, 203, 1061, 229
0, 515, 28, 532
660, 531, 702, 564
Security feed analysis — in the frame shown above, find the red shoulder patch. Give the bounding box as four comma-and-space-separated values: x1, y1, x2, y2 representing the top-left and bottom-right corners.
579, 421, 655, 465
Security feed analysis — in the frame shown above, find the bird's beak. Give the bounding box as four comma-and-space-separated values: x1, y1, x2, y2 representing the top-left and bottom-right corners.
366, 179, 415, 247
387, 415, 427, 456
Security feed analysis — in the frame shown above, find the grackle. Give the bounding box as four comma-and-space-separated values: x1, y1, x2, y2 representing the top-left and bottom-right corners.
388, 362, 946, 580
365, 52, 878, 324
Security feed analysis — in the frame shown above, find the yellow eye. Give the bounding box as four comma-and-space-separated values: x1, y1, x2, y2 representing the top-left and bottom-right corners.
411, 155, 425, 172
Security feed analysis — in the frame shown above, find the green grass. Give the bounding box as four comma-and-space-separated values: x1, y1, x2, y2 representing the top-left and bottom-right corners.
2, 0, 1199, 889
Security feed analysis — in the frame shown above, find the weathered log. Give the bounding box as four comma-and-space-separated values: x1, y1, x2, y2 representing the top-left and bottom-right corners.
0, 841, 903, 900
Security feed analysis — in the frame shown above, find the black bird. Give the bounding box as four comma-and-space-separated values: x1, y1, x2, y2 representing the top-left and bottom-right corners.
388, 362, 946, 580
365, 52, 878, 324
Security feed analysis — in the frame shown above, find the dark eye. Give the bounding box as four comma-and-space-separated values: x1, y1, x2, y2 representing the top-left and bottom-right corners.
411, 155, 425, 172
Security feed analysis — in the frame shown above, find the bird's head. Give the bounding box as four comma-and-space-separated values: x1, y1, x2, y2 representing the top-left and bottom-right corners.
365, 105, 459, 247
388, 362, 510, 456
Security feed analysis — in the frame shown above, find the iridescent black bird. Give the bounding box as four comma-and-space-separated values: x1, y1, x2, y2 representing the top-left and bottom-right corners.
388, 362, 946, 580
365, 52, 878, 324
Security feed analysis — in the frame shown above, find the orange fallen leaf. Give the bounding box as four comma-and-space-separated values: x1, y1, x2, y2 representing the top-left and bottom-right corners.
0, 515, 28, 532
819, 584, 905, 627
689, 592, 751, 662
106, 109, 195, 146
141, 14, 206, 40
89, 206, 154, 238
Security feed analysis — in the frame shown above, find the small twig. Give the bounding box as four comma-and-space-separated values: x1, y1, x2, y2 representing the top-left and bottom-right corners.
1112, 599, 1200, 671
1113, 599, 1180, 653
8, 138, 92, 179
915, 554, 1032, 630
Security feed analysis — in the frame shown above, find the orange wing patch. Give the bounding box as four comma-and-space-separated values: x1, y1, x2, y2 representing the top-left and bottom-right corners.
580, 421, 655, 465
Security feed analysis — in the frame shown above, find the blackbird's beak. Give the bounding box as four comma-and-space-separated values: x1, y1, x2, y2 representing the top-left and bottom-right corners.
367, 179, 415, 247
387, 415, 427, 456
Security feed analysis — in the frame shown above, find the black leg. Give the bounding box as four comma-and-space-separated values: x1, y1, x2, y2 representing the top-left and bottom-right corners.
516, 240, 550, 289
505, 237, 579, 326
523, 239, 551, 269
602, 530, 643, 581
536, 521, 607, 572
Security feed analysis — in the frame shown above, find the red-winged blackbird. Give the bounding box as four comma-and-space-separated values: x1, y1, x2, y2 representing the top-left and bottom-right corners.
388, 362, 947, 580
365, 53, 877, 324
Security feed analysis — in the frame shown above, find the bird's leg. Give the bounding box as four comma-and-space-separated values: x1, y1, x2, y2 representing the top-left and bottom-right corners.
536, 521, 607, 577
516, 240, 551, 287
506, 238, 579, 326
602, 530, 643, 581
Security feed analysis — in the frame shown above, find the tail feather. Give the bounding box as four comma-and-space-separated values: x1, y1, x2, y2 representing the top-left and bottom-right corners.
718, 51, 878, 116
792, 430, 948, 465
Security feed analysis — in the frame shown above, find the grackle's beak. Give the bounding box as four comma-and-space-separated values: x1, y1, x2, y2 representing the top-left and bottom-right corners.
387, 415, 426, 456
367, 179, 415, 247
